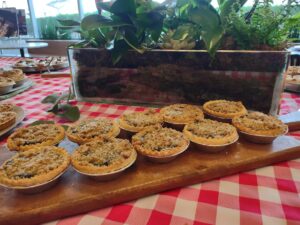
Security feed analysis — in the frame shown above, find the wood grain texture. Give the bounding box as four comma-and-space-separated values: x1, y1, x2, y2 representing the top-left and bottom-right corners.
1, 136, 300, 225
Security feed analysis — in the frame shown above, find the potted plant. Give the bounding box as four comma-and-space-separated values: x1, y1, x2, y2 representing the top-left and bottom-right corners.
66, 0, 300, 114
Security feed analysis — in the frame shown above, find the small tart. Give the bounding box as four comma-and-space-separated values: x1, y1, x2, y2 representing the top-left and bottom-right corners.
66, 118, 120, 144
160, 104, 204, 124
132, 125, 190, 157
232, 112, 288, 136
0, 146, 70, 187
203, 100, 247, 119
0, 112, 16, 131
71, 138, 137, 174
119, 109, 163, 133
183, 119, 238, 145
7, 124, 65, 151
2, 69, 25, 82
0, 77, 15, 87
0, 103, 14, 112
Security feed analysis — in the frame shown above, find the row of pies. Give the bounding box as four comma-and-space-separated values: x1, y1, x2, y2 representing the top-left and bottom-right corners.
14, 57, 68, 70
0, 100, 288, 189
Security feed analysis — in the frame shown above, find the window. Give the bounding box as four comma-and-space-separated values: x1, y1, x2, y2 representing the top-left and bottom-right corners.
32, 0, 80, 40
83, 0, 98, 16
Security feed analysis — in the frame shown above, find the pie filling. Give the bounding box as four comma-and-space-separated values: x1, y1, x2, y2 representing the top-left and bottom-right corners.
0, 103, 14, 112
185, 119, 236, 139
122, 109, 162, 128
161, 104, 203, 122
0, 112, 16, 124
73, 138, 133, 168
0, 147, 65, 180
11, 124, 62, 146
205, 100, 245, 114
15, 57, 67, 68
233, 112, 287, 134
68, 119, 116, 139
133, 127, 187, 151
2, 69, 25, 81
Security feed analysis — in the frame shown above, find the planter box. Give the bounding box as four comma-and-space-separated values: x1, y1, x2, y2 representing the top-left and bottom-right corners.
68, 48, 289, 114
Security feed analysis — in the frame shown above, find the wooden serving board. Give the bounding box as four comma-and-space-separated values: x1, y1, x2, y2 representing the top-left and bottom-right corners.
0, 134, 300, 225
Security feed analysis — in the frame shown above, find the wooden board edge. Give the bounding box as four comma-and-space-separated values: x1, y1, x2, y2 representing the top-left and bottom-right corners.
2, 144, 300, 225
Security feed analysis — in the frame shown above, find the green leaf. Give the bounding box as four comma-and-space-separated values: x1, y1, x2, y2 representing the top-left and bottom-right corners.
42, 94, 60, 104
110, 0, 136, 16
149, 21, 163, 42
57, 19, 80, 26
29, 120, 55, 126
96, 1, 111, 12
217, 0, 225, 7
111, 39, 130, 65
172, 25, 192, 41
48, 104, 59, 113
121, 28, 144, 53
219, 0, 247, 24
62, 125, 69, 131
81, 14, 132, 31
188, 2, 224, 56
58, 104, 80, 122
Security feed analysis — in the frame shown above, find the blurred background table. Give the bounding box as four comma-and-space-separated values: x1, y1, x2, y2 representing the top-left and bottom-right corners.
0, 39, 48, 57
0, 57, 300, 225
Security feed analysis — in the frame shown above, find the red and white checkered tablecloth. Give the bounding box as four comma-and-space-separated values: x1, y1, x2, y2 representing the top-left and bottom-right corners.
1, 57, 300, 225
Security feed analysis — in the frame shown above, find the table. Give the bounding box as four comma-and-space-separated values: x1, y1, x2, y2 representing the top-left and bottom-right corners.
1, 57, 300, 225
0, 39, 48, 57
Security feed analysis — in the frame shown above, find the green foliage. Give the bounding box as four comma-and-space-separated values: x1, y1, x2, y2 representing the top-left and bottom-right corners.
162, 0, 245, 55
226, 2, 300, 49
41, 89, 80, 122
38, 14, 80, 40
65, 0, 300, 58
78, 0, 166, 64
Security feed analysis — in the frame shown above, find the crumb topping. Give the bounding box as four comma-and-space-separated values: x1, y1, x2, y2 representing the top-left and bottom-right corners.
133, 127, 187, 151
122, 109, 162, 128
0, 146, 65, 180
233, 112, 287, 134
0, 103, 14, 112
0, 77, 15, 87
2, 69, 25, 81
0, 112, 16, 124
11, 124, 62, 146
206, 100, 245, 114
161, 104, 203, 123
14, 57, 68, 68
74, 138, 133, 167
68, 118, 115, 139
186, 119, 236, 139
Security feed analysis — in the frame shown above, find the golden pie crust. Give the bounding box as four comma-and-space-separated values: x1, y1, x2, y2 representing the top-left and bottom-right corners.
0, 112, 16, 131
71, 138, 137, 174
132, 125, 190, 157
183, 119, 238, 145
160, 104, 204, 124
203, 100, 247, 119
119, 109, 163, 132
0, 103, 14, 112
232, 112, 288, 136
2, 69, 25, 82
66, 118, 120, 144
0, 77, 15, 87
0, 146, 70, 187
7, 124, 65, 151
